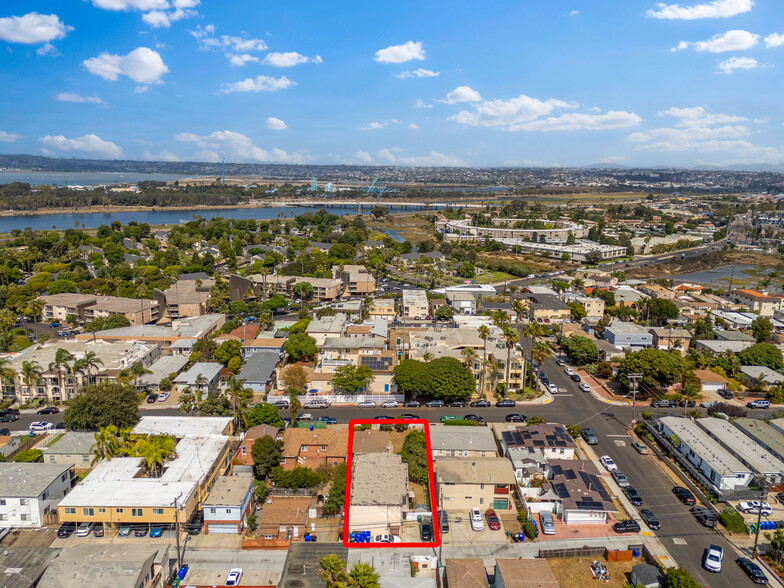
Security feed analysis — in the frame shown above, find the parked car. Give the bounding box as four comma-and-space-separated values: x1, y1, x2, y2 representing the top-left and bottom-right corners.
134, 526, 148, 537
612, 519, 641, 534
463, 414, 485, 424
117, 525, 132, 537
356, 400, 376, 408
0, 429, 10, 437
316, 416, 337, 425
401, 413, 420, 420
150, 527, 164, 538
419, 522, 433, 541
564, 368, 576, 376
599, 455, 617, 471
29, 421, 53, 432
271, 400, 289, 409
425, 400, 445, 408
93, 523, 104, 537
612, 470, 630, 487
672, 486, 696, 505
736, 557, 769, 584
225, 568, 243, 586
296, 413, 313, 421
146, 394, 158, 404
547, 383, 559, 395
738, 501, 773, 516
581, 428, 599, 445
691, 506, 718, 527
747, 399, 770, 409
303, 400, 330, 409
37, 407, 59, 415
718, 389, 734, 400
640, 509, 660, 530
538, 511, 556, 535
650, 399, 675, 408
439, 511, 449, 534
569, 374, 581, 383
776, 492, 784, 506
381, 400, 398, 408
703, 545, 723, 573
578, 383, 591, 393
76, 522, 95, 537
57, 522, 77, 538
440, 415, 458, 422
403, 400, 421, 408
678, 399, 696, 408
373, 534, 401, 543
631, 442, 649, 455
158, 392, 170, 402
495, 399, 516, 408
470, 400, 491, 407
448, 400, 466, 407
623, 486, 643, 506
555, 357, 566, 366
0, 528, 9, 542
0, 413, 17, 422
505, 413, 526, 423
374, 415, 394, 420
470, 508, 485, 531
485, 509, 501, 531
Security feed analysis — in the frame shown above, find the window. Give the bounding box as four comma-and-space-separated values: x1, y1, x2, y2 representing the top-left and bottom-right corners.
0, 515, 5, 521
241, 446, 247, 455
82, 455, 90, 462
480, 484, 485, 490
321, 445, 327, 450
116, 508, 124, 514
64, 507, 76, 514
0, 500, 5, 506
132, 508, 143, 517
479, 498, 484, 505
301, 445, 307, 452
210, 508, 216, 514
20, 514, 29, 521
49, 456, 56, 463
19, 499, 27, 506
226, 508, 232, 514
153, 508, 164, 515
83, 508, 94, 516
61, 474, 67, 482
42, 491, 48, 500
99, 508, 106, 513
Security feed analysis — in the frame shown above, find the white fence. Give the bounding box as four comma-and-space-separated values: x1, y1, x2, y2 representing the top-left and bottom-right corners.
295, 394, 404, 405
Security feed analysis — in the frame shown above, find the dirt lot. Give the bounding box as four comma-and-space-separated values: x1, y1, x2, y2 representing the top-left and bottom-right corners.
369, 214, 436, 243
547, 556, 637, 587
2, 527, 56, 547
627, 250, 784, 281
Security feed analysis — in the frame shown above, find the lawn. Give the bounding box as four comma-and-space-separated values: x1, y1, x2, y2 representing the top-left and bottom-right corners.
474, 270, 516, 284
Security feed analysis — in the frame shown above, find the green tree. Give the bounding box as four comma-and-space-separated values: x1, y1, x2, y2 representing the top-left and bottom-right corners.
251, 435, 284, 480
661, 567, 700, 588
690, 316, 713, 340
331, 364, 375, 395
92, 425, 121, 464
751, 316, 774, 343
738, 342, 784, 370
270, 466, 324, 488
430, 356, 475, 400
63, 382, 140, 430
21, 360, 43, 394
14, 449, 43, 462
348, 562, 380, 588
284, 333, 318, 361
567, 302, 587, 321
320, 554, 348, 587
434, 304, 455, 321
292, 281, 314, 300
400, 429, 428, 484
561, 336, 599, 365
643, 298, 680, 326
617, 349, 688, 394
245, 403, 285, 428
49, 347, 75, 399
322, 463, 347, 516
392, 359, 431, 399
135, 434, 176, 477
215, 339, 242, 367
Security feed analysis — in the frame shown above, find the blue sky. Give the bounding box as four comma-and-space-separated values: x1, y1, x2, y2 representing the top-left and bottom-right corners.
0, 0, 783, 167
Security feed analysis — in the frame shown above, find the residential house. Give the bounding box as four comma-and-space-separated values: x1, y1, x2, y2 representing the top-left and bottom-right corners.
561, 293, 605, 320
237, 351, 280, 394
713, 329, 756, 343
435, 457, 516, 512
319, 337, 392, 372
595, 339, 625, 361
603, 320, 653, 351
241, 337, 286, 358
154, 277, 214, 321
479, 302, 515, 322
353, 430, 392, 454
444, 559, 488, 588
236, 424, 282, 466
369, 299, 396, 321
0, 436, 21, 461
136, 354, 189, 391
741, 365, 784, 389
498, 423, 577, 460
398, 251, 446, 267
402, 290, 429, 320
41, 293, 159, 326
257, 496, 312, 540
173, 362, 222, 392
692, 369, 729, 395
537, 459, 618, 525
202, 476, 255, 534
0, 463, 74, 527
429, 427, 497, 458
305, 315, 348, 346
695, 339, 754, 355
350, 452, 409, 535
518, 293, 571, 323
638, 284, 677, 300
447, 291, 477, 316
280, 428, 348, 470
649, 327, 691, 354
613, 287, 648, 310
495, 559, 559, 588
42, 432, 97, 470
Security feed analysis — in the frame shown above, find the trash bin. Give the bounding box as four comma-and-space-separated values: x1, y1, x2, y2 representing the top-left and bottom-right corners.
632, 547, 641, 558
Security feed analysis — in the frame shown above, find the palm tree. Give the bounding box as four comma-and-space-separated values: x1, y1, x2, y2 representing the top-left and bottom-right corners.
501, 326, 519, 397
532, 341, 554, 365
92, 425, 120, 464
0, 357, 16, 391
136, 435, 176, 478
478, 325, 490, 398
21, 360, 43, 397
511, 299, 527, 323
422, 351, 434, 362
78, 351, 103, 385
194, 373, 209, 392
48, 348, 75, 401
319, 554, 348, 588
225, 376, 252, 431
25, 297, 44, 342
348, 562, 380, 588
287, 387, 302, 423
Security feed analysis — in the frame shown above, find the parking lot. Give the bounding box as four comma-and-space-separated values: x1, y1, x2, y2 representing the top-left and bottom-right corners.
441, 512, 510, 544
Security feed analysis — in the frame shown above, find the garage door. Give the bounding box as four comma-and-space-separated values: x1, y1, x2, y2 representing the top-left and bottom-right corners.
493, 498, 509, 510
207, 523, 238, 534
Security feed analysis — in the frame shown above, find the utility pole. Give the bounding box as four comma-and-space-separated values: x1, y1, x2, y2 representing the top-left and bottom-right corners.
628, 373, 643, 429
172, 493, 183, 570
752, 481, 768, 560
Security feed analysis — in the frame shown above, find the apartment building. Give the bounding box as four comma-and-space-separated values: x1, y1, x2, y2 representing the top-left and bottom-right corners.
561, 293, 605, 320
368, 298, 396, 320
154, 278, 214, 321
41, 293, 159, 326
333, 264, 376, 295
649, 327, 691, 354
604, 320, 653, 350
349, 452, 409, 535
280, 428, 348, 470
435, 457, 516, 512
498, 424, 577, 460
402, 289, 430, 319
730, 289, 784, 317
0, 463, 74, 527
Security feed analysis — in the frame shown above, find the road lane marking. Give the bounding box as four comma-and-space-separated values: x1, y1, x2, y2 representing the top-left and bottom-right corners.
606, 434, 631, 438
672, 538, 687, 545
614, 440, 626, 447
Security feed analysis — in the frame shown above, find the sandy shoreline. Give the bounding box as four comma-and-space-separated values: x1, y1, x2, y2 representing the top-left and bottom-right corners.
0, 203, 280, 218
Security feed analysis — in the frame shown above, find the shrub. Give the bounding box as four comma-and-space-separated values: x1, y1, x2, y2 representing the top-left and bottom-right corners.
707, 402, 747, 419
526, 416, 546, 426
14, 449, 43, 463
443, 419, 484, 426
719, 507, 748, 534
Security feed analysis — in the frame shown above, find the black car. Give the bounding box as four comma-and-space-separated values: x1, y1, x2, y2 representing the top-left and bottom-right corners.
3, 409, 19, 416
690, 506, 718, 527
777, 492, 784, 505
623, 486, 643, 506
470, 400, 491, 408
419, 522, 433, 542
736, 557, 769, 584
463, 414, 485, 424
651, 399, 675, 408
403, 400, 421, 408
495, 399, 516, 408
374, 415, 395, 420
55, 423, 65, 429
146, 394, 158, 404
678, 399, 696, 408
505, 413, 526, 423
718, 389, 734, 400
612, 519, 641, 534
37, 407, 59, 415
93, 523, 105, 537
401, 413, 420, 420
0, 414, 17, 422
672, 486, 696, 505
569, 374, 581, 382
133, 526, 148, 537
0, 428, 9, 436
448, 400, 466, 408
187, 512, 203, 536
639, 509, 660, 530
57, 522, 77, 538
425, 400, 445, 408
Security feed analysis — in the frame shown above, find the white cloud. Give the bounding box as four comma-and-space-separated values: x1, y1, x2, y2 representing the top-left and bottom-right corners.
599, 156, 626, 163
55, 92, 107, 106
220, 75, 296, 93
189, 24, 214, 38
143, 149, 181, 161
673, 29, 759, 52
0, 12, 73, 44
0, 132, 21, 143
765, 33, 784, 48
134, 85, 150, 94
374, 41, 425, 64
198, 34, 267, 53
394, 68, 440, 79
438, 86, 483, 104
355, 151, 374, 164
646, 0, 754, 20
39, 134, 124, 158
262, 52, 323, 67
413, 99, 433, 109
141, 8, 197, 28
716, 55, 759, 73
509, 110, 642, 132
661, 106, 747, 126
36, 43, 59, 56
92, 1, 199, 28
228, 54, 259, 67
450, 93, 574, 127
175, 130, 308, 163
83, 47, 170, 84
568, 10, 580, 16
377, 148, 467, 167
91, 0, 169, 10
408, 123, 420, 129
360, 119, 403, 131
266, 117, 288, 130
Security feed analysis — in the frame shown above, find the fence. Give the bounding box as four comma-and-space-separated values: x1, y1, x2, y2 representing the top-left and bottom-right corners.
538, 545, 607, 559
269, 488, 318, 497
294, 394, 404, 405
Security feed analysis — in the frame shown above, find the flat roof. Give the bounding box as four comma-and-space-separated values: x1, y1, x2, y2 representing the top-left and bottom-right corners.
0, 463, 73, 498
696, 417, 784, 475
434, 457, 516, 485
402, 289, 429, 305
734, 418, 784, 462
0, 547, 61, 588
43, 431, 95, 456
39, 544, 165, 588
429, 426, 497, 453
137, 354, 189, 387
204, 476, 252, 507
132, 415, 232, 438
351, 453, 408, 506
173, 362, 222, 385
495, 559, 559, 588
659, 416, 751, 477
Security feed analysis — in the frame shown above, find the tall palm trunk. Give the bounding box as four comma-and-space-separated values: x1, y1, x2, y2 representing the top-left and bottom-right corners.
481, 340, 488, 399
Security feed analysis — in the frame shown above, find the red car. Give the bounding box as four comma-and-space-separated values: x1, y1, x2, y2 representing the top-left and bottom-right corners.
485, 509, 501, 531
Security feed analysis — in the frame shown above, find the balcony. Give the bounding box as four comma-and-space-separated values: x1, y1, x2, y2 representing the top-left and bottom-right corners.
494, 486, 510, 495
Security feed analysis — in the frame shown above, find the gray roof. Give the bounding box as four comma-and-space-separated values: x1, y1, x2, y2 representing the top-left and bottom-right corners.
434, 457, 516, 484
351, 453, 408, 506
43, 432, 95, 456
520, 293, 570, 311
173, 362, 222, 385
430, 426, 497, 453
740, 365, 784, 384
238, 351, 280, 384
322, 336, 386, 350
38, 544, 166, 588
713, 329, 756, 342
734, 418, 784, 462
204, 476, 253, 507
0, 547, 61, 588
697, 417, 784, 476
137, 354, 189, 387
0, 463, 73, 498
695, 339, 754, 353
543, 459, 618, 513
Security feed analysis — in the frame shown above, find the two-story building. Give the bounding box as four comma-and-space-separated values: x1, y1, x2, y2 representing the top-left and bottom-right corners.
498, 424, 577, 461
402, 290, 430, 320
429, 426, 497, 458
202, 476, 255, 535
435, 457, 517, 512
603, 320, 653, 351
0, 463, 74, 527
280, 428, 347, 470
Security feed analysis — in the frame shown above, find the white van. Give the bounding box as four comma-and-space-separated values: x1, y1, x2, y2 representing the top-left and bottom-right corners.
470, 508, 484, 531
539, 512, 556, 535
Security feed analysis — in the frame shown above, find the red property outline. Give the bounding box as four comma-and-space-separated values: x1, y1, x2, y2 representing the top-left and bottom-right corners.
342, 419, 440, 549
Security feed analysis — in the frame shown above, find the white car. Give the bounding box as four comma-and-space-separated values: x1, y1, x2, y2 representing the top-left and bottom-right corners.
29, 421, 53, 432
356, 400, 376, 408
373, 534, 402, 543
600, 455, 617, 471
548, 383, 559, 395
738, 501, 773, 516
225, 568, 243, 586
470, 507, 484, 531
157, 392, 170, 402
381, 400, 399, 408
703, 545, 723, 573
579, 383, 591, 393
76, 522, 94, 537
564, 368, 576, 376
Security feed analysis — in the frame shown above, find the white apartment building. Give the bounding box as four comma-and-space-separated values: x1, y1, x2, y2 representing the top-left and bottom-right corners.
0, 463, 74, 527
402, 290, 429, 320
